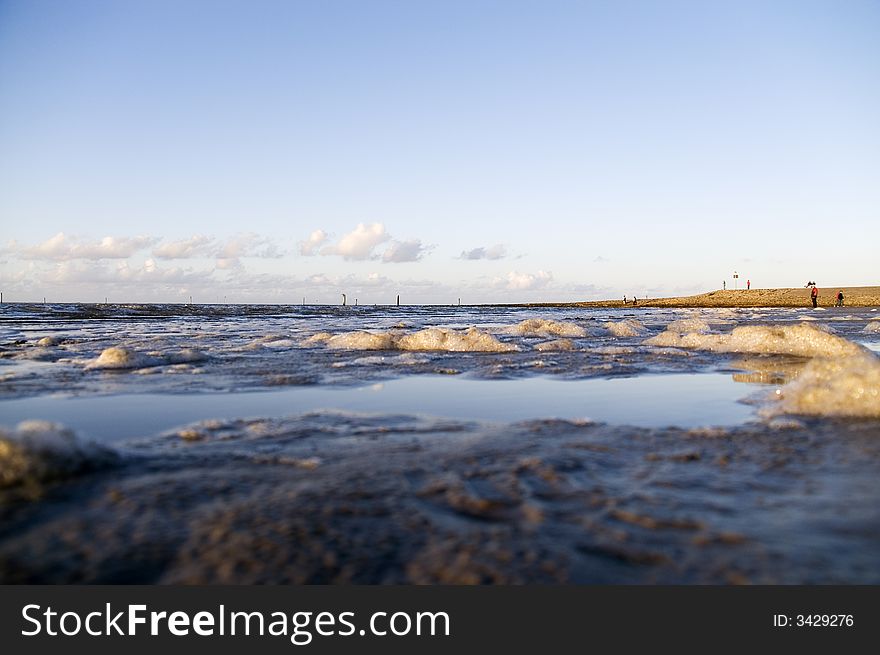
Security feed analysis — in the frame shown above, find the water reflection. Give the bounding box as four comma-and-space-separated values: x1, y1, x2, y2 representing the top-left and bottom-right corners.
0, 373, 760, 442
729, 355, 807, 385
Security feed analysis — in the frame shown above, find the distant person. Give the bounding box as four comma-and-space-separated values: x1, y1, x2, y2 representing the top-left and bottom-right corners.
747, 279, 750, 290
836, 290, 844, 307
723, 281, 726, 290
632, 295, 637, 306
623, 295, 627, 304
811, 285, 819, 308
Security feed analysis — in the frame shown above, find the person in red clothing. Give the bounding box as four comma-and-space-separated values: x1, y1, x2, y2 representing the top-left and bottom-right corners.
811, 285, 819, 308
747, 279, 750, 290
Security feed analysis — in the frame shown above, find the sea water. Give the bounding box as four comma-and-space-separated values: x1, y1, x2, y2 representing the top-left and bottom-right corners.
1, 303, 879, 583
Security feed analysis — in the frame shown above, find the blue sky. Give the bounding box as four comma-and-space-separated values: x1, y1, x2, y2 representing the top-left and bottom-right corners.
1, 0, 878, 303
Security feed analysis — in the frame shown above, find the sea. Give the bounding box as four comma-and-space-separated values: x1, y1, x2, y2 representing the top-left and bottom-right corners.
1, 302, 879, 583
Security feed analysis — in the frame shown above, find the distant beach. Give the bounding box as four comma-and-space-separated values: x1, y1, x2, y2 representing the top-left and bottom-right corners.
523, 286, 880, 309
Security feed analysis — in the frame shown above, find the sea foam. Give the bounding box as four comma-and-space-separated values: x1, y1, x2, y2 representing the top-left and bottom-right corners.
644, 322, 879, 417
664, 318, 711, 334
767, 353, 880, 418
604, 319, 647, 337
397, 327, 517, 352
86, 346, 207, 370
505, 319, 586, 338
326, 331, 397, 350
306, 327, 517, 352
645, 323, 864, 358
0, 421, 117, 488
534, 338, 576, 351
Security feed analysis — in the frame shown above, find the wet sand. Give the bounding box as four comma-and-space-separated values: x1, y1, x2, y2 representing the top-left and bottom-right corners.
2, 415, 878, 584
525, 286, 880, 309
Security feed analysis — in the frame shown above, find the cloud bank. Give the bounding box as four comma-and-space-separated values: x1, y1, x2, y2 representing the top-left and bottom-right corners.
17, 233, 157, 261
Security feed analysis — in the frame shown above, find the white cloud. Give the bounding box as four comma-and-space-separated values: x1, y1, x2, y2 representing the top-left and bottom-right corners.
495, 270, 553, 290
152, 233, 282, 268
153, 235, 215, 259
300, 272, 393, 289
459, 244, 507, 260
0, 239, 19, 256
298, 229, 328, 256
306, 273, 333, 286
215, 257, 243, 270
19, 232, 156, 260
321, 223, 390, 261
43, 258, 213, 287
382, 239, 429, 263
218, 233, 282, 260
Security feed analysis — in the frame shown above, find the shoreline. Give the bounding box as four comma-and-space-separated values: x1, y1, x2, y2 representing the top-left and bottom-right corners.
521, 286, 880, 309
2, 286, 878, 309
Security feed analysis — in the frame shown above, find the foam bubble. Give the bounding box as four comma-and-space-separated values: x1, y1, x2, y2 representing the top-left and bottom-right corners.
302, 332, 332, 346
397, 327, 517, 352
665, 318, 710, 334
333, 353, 429, 367
242, 334, 298, 350
261, 339, 297, 349
505, 319, 586, 338
86, 346, 206, 370
645, 323, 865, 358
36, 336, 61, 347
326, 331, 397, 350
592, 346, 637, 355
604, 319, 647, 338
534, 338, 575, 351
167, 349, 207, 364
0, 420, 117, 488
86, 347, 157, 369
766, 353, 880, 418
311, 327, 517, 352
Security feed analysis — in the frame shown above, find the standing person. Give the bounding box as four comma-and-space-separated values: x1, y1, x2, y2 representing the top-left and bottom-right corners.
747, 279, 750, 290
836, 290, 844, 307
811, 285, 819, 308
723, 281, 726, 290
